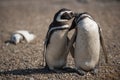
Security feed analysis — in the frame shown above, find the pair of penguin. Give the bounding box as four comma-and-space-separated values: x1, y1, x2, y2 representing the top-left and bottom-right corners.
43, 8, 108, 75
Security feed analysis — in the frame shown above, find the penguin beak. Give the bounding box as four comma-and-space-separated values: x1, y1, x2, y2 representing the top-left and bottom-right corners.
68, 12, 74, 19
68, 12, 76, 18
69, 13, 79, 31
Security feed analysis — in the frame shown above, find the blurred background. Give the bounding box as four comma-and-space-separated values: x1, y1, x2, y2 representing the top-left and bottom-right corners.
0, 0, 120, 80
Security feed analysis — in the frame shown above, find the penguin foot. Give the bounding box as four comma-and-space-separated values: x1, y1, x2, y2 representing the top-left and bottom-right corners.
60, 67, 76, 73
76, 69, 86, 76
90, 68, 98, 75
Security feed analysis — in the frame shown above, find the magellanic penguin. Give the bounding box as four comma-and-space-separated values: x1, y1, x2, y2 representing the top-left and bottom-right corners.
68, 12, 108, 75
8, 30, 36, 45
43, 8, 75, 72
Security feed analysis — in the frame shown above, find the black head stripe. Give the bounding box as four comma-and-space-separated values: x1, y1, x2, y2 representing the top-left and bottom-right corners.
59, 8, 72, 13
70, 12, 94, 30
54, 8, 71, 20
61, 12, 72, 20
79, 12, 89, 16
75, 12, 94, 24
53, 8, 74, 22
61, 12, 68, 19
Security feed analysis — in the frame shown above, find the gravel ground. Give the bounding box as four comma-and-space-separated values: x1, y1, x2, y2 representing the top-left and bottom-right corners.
0, 0, 120, 80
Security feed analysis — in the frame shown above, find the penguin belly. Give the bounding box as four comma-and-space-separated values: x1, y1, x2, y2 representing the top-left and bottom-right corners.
75, 18, 100, 71
46, 30, 68, 69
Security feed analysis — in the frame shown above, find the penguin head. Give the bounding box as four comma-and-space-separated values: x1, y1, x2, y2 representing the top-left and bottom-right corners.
78, 12, 93, 19
69, 12, 93, 31
11, 34, 23, 44
54, 8, 75, 22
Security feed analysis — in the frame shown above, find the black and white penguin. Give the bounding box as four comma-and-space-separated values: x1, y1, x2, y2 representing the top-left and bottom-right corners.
43, 8, 75, 72
68, 12, 108, 75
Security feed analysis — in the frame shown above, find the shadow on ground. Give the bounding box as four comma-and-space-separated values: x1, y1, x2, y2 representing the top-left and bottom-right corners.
0, 67, 77, 75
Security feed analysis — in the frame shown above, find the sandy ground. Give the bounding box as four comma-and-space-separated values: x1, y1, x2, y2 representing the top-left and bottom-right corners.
0, 0, 120, 80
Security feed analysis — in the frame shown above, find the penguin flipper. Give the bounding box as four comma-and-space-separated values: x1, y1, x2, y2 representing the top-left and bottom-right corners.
70, 44, 75, 58
98, 25, 108, 63
67, 37, 74, 58
42, 27, 52, 67
66, 28, 77, 58
42, 31, 49, 67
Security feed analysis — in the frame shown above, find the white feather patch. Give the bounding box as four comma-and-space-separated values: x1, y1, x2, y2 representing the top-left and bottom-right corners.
56, 11, 72, 22
48, 25, 69, 34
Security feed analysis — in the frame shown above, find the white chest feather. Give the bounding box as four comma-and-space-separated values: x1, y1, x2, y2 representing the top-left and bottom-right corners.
46, 28, 69, 69
75, 18, 100, 71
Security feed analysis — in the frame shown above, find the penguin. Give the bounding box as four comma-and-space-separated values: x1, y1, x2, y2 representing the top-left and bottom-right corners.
43, 8, 75, 72
10, 30, 36, 44
11, 33, 23, 44
68, 12, 108, 75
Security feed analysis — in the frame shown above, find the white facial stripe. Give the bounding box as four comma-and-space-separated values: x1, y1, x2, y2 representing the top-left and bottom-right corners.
48, 25, 69, 33
56, 11, 72, 22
